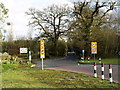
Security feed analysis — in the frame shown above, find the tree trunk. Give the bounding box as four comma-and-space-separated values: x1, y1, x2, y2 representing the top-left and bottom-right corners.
53, 37, 58, 56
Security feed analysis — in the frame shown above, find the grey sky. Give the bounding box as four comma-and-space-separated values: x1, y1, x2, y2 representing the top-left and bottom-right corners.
1, 0, 73, 40
1, 0, 118, 40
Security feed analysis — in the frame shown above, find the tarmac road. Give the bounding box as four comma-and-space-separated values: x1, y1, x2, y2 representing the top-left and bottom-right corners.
34, 52, 120, 84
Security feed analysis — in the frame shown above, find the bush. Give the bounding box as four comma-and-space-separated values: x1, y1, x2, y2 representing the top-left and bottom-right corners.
56, 40, 66, 56
45, 40, 66, 57
0, 52, 11, 61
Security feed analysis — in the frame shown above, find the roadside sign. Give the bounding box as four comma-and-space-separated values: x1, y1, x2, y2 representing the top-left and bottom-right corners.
20, 48, 28, 53
91, 42, 97, 54
40, 40, 45, 59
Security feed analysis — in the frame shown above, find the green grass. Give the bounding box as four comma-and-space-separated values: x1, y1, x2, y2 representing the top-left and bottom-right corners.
2, 66, 119, 88
1, 61, 33, 73
79, 58, 119, 64
2, 63, 19, 73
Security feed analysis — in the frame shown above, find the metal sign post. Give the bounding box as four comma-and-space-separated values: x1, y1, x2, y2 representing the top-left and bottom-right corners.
82, 50, 85, 61
42, 58, 43, 70
29, 51, 32, 62
40, 40, 45, 70
94, 54, 95, 61
91, 42, 97, 61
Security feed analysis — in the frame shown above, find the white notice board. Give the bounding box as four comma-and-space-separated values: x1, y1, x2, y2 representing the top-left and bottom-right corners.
20, 48, 28, 53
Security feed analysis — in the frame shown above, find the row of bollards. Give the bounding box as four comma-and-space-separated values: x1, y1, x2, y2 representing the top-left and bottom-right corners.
94, 62, 113, 83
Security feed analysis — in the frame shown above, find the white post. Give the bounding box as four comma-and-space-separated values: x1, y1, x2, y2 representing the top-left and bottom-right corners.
83, 52, 84, 61
94, 62, 97, 77
40, 40, 45, 70
29, 51, 32, 62
29, 55, 31, 62
99, 58, 101, 63
101, 63, 104, 80
42, 58, 44, 70
82, 50, 85, 62
109, 64, 113, 83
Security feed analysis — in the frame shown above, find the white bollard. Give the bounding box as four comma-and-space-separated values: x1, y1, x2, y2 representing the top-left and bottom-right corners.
88, 57, 90, 62
42, 58, 44, 70
109, 64, 113, 83
29, 55, 31, 61
101, 63, 104, 80
99, 58, 101, 63
94, 62, 97, 77
29, 51, 32, 62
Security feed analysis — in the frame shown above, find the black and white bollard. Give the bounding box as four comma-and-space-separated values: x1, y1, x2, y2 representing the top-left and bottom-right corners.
81, 57, 84, 62
88, 57, 90, 62
101, 63, 104, 80
99, 58, 101, 63
109, 64, 113, 83
94, 62, 97, 77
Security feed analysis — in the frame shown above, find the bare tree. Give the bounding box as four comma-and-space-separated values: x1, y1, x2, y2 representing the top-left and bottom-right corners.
7, 25, 13, 42
26, 4, 71, 55
27, 26, 33, 40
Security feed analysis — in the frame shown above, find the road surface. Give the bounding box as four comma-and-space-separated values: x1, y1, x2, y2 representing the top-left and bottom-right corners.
34, 52, 120, 84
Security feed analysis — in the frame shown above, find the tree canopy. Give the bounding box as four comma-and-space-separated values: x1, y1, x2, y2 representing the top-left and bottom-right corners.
67, 1, 117, 57
26, 4, 72, 55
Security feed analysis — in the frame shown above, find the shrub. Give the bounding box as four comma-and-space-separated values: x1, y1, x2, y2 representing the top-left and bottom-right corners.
0, 52, 11, 61
45, 40, 66, 57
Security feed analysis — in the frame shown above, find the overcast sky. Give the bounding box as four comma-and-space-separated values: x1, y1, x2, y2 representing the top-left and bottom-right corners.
1, 0, 73, 40
1, 0, 118, 40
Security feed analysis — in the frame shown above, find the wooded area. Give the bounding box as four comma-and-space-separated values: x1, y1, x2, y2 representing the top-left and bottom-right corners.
0, 1, 119, 58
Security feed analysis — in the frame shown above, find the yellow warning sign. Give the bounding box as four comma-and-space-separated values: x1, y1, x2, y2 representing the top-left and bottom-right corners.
40, 40, 45, 59
41, 40, 44, 43
40, 53, 44, 55
40, 46, 44, 49
91, 42, 97, 54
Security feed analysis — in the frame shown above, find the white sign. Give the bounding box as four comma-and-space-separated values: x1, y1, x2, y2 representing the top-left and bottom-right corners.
20, 48, 28, 53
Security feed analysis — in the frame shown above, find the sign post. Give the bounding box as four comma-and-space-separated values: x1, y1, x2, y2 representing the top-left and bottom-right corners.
29, 51, 32, 62
40, 40, 45, 70
91, 42, 97, 61
82, 50, 85, 61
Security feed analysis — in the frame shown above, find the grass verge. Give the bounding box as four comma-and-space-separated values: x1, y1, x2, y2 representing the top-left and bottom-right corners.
2, 63, 19, 73
79, 58, 119, 64
2, 66, 119, 88
2, 61, 33, 73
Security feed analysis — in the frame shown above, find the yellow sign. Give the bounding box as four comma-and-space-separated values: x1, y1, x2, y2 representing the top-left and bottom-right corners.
91, 42, 97, 54
40, 40, 45, 58
40, 46, 44, 49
